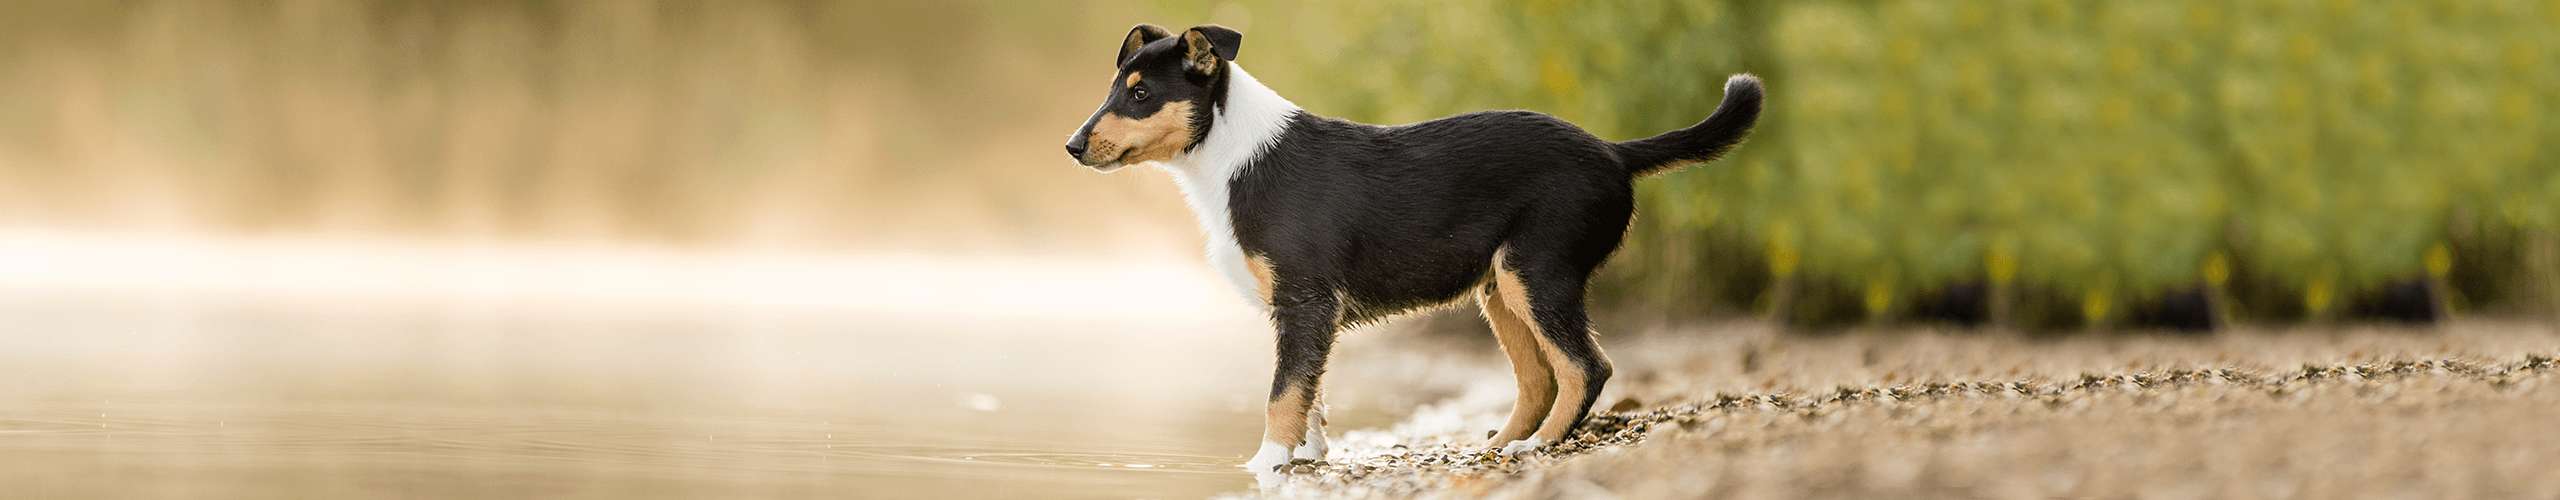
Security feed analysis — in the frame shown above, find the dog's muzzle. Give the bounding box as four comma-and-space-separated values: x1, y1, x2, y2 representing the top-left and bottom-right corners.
1064, 132, 1123, 170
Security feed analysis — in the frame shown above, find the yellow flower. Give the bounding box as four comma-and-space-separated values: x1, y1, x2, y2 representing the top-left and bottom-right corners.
1987, 244, 2020, 284
1767, 222, 1801, 278
2425, 243, 2453, 279
2305, 275, 2336, 316
1865, 277, 1896, 316
2203, 253, 2231, 287
2082, 289, 2113, 324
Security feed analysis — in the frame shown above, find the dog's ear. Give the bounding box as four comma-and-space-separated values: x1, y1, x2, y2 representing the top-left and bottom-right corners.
1119, 24, 1173, 67
1180, 24, 1242, 76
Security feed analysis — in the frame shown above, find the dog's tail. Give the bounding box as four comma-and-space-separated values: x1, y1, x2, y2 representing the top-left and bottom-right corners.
1614, 74, 1763, 177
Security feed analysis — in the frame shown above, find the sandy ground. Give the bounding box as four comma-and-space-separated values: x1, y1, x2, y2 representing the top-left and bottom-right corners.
1252, 320, 2560, 499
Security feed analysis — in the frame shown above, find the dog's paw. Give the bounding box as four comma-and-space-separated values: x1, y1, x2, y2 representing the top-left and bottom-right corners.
1291, 436, 1327, 461
1291, 421, 1328, 460
1498, 437, 1547, 456
1244, 441, 1291, 474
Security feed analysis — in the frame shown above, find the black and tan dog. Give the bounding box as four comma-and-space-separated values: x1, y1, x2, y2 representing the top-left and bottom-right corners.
1063, 24, 1761, 476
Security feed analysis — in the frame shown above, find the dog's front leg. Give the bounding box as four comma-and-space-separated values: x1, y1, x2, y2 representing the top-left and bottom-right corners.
1244, 290, 1340, 481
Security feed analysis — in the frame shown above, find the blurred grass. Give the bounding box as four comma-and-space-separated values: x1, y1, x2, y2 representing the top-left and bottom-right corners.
1162, 0, 2560, 327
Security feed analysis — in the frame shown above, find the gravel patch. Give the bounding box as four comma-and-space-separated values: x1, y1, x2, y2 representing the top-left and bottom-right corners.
1242, 321, 2560, 499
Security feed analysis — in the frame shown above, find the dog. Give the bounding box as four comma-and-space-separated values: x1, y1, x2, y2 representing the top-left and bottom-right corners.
1063, 23, 1761, 477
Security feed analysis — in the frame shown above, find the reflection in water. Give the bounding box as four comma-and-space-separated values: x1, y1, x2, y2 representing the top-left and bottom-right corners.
0, 232, 1423, 498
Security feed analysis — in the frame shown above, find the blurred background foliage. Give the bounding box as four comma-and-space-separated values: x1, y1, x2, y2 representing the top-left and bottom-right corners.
0, 0, 1182, 253
1, 0, 2553, 330
1161, 0, 2560, 328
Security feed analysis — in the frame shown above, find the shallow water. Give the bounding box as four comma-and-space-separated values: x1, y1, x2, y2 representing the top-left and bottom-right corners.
0, 235, 1408, 499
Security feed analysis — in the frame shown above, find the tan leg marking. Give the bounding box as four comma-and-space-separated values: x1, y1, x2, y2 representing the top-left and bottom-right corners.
1531, 340, 1606, 443
1262, 386, 1312, 449
1481, 252, 1556, 444
1498, 252, 1613, 444
1247, 255, 1276, 305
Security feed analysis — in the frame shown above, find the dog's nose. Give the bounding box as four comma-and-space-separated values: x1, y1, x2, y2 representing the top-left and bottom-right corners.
1064, 142, 1086, 159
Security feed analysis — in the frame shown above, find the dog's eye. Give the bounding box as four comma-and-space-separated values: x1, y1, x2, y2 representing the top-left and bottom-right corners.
1129, 86, 1151, 102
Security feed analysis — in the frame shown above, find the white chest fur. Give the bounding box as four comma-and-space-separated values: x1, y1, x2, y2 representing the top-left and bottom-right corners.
1154, 63, 1298, 308
1166, 169, 1259, 306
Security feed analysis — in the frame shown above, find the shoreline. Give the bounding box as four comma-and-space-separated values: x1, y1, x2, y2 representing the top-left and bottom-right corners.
1247, 320, 2560, 498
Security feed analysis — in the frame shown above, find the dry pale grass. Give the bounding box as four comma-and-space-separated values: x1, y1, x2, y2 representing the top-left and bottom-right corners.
1261, 320, 2560, 499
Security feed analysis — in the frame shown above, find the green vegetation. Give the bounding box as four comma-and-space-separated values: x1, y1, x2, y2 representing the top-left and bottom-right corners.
1160, 0, 2560, 326
3, 1, 2548, 326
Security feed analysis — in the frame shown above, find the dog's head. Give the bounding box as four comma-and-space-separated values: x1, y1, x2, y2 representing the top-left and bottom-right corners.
1063, 24, 1243, 171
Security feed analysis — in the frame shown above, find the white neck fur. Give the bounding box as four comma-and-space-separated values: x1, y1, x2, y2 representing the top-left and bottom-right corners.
1155, 63, 1299, 305
1162, 63, 1299, 178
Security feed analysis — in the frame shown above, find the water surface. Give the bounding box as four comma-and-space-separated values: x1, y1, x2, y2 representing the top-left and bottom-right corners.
0, 234, 1422, 498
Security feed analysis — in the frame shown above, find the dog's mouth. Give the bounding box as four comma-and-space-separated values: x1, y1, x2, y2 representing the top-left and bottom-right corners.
1079, 150, 1130, 171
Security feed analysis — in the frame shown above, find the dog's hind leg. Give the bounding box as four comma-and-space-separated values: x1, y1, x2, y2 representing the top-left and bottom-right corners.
1523, 294, 1611, 448
1491, 248, 1614, 455
1244, 288, 1341, 479
1293, 398, 1327, 460
1479, 251, 1557, 446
